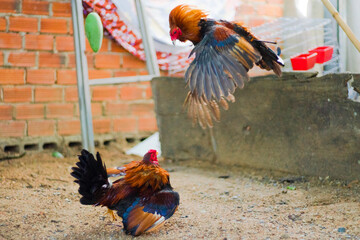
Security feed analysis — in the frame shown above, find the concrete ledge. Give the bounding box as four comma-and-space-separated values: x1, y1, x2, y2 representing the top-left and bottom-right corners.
0, 132, 153, 159
152, 73, 360, 180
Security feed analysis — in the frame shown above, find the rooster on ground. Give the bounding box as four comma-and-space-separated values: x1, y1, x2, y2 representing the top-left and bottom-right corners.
169, 4, 284, 128
71, 149, 179, 236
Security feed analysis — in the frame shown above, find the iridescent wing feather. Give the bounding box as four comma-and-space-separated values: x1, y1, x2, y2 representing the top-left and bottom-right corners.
184, 24, 262, 128
122, 189, 180, 236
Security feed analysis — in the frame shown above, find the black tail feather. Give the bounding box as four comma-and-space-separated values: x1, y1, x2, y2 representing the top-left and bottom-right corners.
253, 40, 284, 76
71, 149, 110, 205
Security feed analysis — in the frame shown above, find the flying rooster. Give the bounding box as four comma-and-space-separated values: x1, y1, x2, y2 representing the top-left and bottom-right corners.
71, 149, 179, 236
169, 4, 284, 128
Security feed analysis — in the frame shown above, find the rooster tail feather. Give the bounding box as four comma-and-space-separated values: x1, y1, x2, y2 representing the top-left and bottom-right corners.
71, 149, 110, 205
253, 40, 284, 76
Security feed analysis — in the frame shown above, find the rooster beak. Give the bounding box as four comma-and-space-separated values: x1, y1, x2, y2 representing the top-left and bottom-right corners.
172, 40, 176, 46
156, 151, 158, 156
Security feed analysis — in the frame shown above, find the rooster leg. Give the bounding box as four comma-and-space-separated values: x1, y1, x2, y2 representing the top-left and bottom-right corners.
106, 208, 118, 221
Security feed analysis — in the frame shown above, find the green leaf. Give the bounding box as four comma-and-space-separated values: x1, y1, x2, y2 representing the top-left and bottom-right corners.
85, 12, 103, 53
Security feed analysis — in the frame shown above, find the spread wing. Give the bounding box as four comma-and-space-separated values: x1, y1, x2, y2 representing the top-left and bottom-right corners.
186, 24, 261, 101
184, 24, 262, 128
122, 189, 180, 236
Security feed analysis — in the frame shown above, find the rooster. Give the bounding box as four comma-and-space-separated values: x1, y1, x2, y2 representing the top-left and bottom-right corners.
71, 149, 179, 236
169, 4, 284, 128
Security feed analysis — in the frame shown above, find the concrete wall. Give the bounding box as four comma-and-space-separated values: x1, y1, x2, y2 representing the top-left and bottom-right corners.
152, 73, 360, 181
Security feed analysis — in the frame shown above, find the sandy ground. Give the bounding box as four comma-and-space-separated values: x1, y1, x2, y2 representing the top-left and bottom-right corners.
0, 146, 359, 240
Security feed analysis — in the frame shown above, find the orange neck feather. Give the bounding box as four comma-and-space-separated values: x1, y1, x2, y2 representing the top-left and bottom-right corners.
169, 4, 208, 44
124, 161, 169, 192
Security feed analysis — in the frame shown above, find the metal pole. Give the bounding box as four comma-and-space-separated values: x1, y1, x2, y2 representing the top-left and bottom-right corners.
71, 0, 95, 154
134, 0, 160, 76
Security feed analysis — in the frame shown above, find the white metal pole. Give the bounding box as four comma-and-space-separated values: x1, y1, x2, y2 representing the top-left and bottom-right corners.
134, 0, 160, 76
71, 0, 95, 153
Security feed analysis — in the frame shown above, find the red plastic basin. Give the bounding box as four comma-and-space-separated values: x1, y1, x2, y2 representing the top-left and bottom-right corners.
309, 46, 333, 63
290, 52, 318, 71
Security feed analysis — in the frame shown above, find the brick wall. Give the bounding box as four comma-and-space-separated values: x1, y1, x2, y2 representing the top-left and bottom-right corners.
0, 0, 155, 145
0, 0, 283, 150
236, 0, 284, 27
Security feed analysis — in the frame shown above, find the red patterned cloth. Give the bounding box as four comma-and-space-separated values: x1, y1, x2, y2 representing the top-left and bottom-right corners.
83, 0, 192, 72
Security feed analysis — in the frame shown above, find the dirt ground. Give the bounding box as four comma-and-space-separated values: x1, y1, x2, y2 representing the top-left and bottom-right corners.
0, 146, 359, 240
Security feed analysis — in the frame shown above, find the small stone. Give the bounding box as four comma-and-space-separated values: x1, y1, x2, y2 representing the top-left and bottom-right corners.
218, 175, 230, 179
338, 227, 346, 233
280, 234, 290, 239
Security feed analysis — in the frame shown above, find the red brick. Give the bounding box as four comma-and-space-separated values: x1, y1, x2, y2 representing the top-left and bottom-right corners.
257, 4, 283, 18
0, 105, 13, 120
0, 52, 3, 65
2, 0, 21, 13
92, 103, 103, 117
95, 54, 121, 69
28, 120, 55, 136
248, 17, 266, 27
93, 119, 111, 133
46, 103, 73, 118
141, 81, 153, 99
52, 2, 71, 17
25, 34, 53, 50
67, 53, 75, 68
40, 18, 67, 34
69, 21, 73, 34
111, 41, 126, 52
39, 52, 66, 68
67, 53, 93, 68
92, 86, 117, 101
34, 87, 62, 102
58, 119, 80, 136
122, 54, 146, 69
0, 32, 22, 49
131, 103, 155, 117
119, 86, 143, 100
237, 4, 254, 15
113, 117, 137, 133
74, 102, 102, 117
0, 69, 24, 85
114, 71, 137, 77
65, 87, 78, 102
8, 52, 36, 67
88, 69, 112, 79
138, 117, 157, 131
0, 18, 6, 31
22, 0, 49, 15
139, 70, 149, 76
105, 102, 129, 116
0, 121, 25, 137
87, 54, 94, 69
85, 37, 108, 53
27, 69, 55, 84
56, 36, 74, 51
15, 104, 44, 119
9, 16, 38, 32
145, 86, 152, 99
87, 103, 103, 117
3, 87, 32, 102
57, 69, 76, 85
